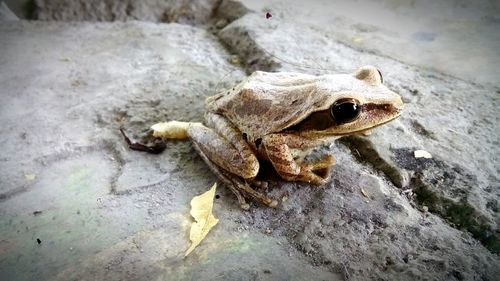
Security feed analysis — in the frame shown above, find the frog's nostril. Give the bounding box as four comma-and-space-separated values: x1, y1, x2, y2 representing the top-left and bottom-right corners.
395, 98, 404, 112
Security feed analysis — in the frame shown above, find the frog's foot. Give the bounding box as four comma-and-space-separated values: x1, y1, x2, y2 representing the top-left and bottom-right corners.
217, 168, 278, 209
238, 179, 278, 208
301, 155, 335, 185
280, 155, 335, 185
250, 180, 269, 189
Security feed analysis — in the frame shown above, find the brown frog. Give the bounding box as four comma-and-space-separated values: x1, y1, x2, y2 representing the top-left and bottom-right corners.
137, 66, 403, 209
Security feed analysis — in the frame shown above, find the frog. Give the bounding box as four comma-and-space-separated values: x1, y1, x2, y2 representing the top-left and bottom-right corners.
124, 65, 403, 210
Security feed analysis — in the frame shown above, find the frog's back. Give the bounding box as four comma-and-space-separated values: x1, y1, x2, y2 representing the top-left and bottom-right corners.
206, 71, 329, 139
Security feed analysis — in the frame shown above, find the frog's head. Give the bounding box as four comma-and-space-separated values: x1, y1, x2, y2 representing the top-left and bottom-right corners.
291, 65, 404, 137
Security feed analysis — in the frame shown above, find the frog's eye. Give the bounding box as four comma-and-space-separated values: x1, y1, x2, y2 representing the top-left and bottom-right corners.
330, 98, 361, 124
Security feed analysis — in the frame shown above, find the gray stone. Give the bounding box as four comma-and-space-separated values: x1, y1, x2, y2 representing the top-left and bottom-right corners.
239, 0, 500, 86
213, 0, 251, 25
0, 20, 243, 281
220, 12, 500, 257
0, 2, 19, 21
33, 0, 219, 24
1, 1, 499, 281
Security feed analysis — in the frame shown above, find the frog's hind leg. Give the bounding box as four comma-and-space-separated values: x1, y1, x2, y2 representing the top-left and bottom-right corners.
152, 116, 259, 178
187, 114, 278, 208
189, 141, 250, 209
204, 113, 261, 178
191, 141, 277, 209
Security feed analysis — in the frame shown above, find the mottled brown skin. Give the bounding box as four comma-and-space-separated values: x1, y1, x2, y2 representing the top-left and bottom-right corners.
182, 66, 403, 209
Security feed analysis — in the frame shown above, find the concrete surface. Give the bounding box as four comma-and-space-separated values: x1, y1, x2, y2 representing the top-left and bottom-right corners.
32, 0, 219, 25
17, 0, 500, 85
0, 1, 499, 281
240, 0, 500, 86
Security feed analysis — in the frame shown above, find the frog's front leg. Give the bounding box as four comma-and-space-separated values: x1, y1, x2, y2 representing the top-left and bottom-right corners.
187, 113, 278, 208
262, 133, 335, 185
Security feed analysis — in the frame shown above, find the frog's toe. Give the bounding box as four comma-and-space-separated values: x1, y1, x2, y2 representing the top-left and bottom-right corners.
301, 155, 334, 185
239, 203, 251, 210
306, 172, 330, 185
251, 180, 269, 189
268, 199, 279, 208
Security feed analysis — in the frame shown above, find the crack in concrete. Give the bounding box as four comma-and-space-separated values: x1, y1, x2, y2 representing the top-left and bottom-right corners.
0, 140, 127, 202
100, 139, 125, 195
336, 135, 500, 254
338, 136, 406, 188
0, 144, 101, 202
0, 185, 31, 203
209, 2, 282, 74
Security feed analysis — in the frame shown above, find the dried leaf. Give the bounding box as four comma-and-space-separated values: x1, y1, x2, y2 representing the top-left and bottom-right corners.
353, 37, 363, 43
229, 55, 241, 65
185, 183, 219, 257
414, 150, 432, 159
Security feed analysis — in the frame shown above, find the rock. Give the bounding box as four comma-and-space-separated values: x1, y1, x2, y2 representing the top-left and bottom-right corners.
213, 0, 250, 25
0, 2, 19, 21
215, 10, 500, 279
218, 17, 281, 73
221, 10, 499, 252
33, 0, 219, 24
1, 1, 499, 281
238, 0, 500, 86
0, 20, 244, 280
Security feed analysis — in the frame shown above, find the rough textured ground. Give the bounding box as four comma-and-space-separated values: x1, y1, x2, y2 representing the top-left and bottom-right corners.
32, 0, 219, 25
240, 0, 500, 86
0, 1, 499, 281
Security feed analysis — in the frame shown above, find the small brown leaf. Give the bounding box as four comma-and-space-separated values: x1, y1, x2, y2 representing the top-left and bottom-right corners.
353, 37, 363, 43
25, 173, 36, 181
414, 150, 432, 159
185, 183, 219, 257
229, 55, 241, 65
360, 188, 369, 198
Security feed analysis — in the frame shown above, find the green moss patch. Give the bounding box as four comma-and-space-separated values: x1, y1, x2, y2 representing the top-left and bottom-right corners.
415, 183, 500, 254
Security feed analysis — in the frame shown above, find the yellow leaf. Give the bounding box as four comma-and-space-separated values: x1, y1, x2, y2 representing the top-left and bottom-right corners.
185, 183, 219, 257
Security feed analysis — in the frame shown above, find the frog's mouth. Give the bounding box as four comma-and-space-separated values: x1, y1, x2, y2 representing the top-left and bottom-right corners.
289, 101, 403, 137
